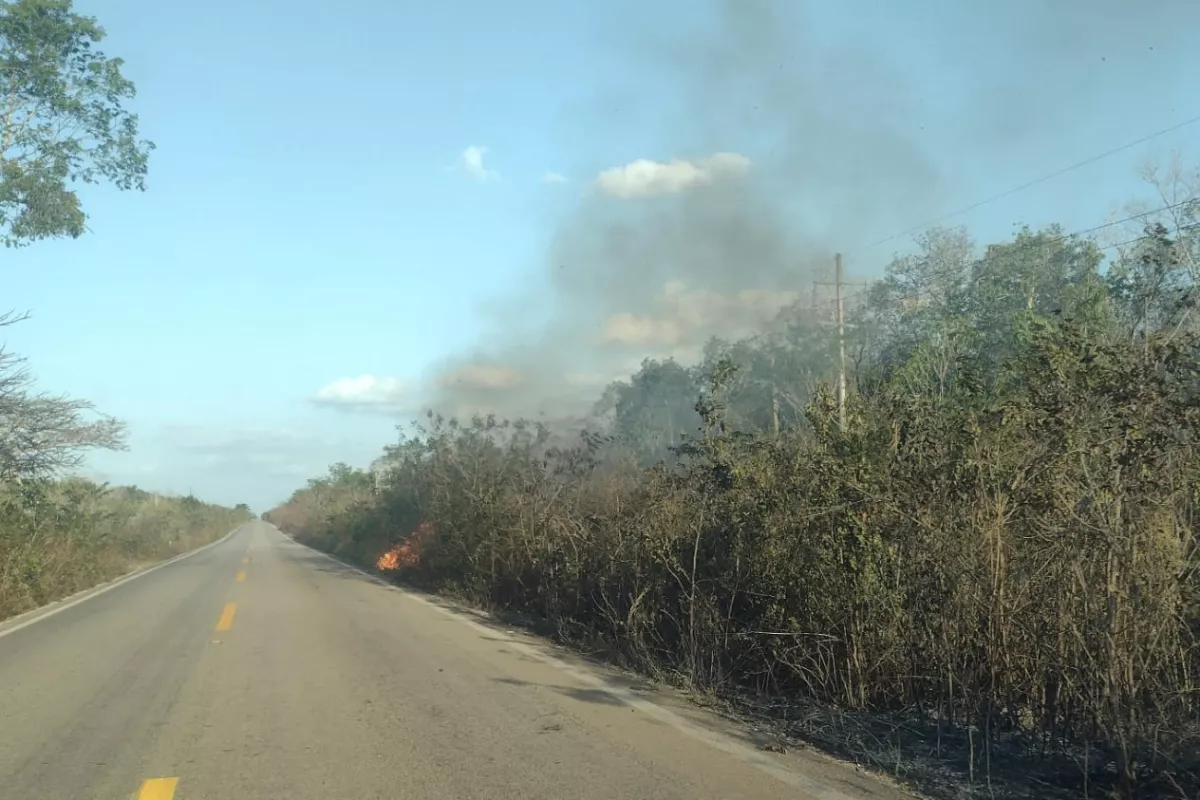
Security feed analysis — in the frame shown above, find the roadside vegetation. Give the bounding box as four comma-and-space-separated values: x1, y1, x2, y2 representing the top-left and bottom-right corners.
269, 165, 1200, 798
0, 0, 251, 622
0, 479, 251, 619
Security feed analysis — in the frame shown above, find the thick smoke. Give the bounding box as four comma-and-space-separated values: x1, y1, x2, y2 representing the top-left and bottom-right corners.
418, 0, 1199, 423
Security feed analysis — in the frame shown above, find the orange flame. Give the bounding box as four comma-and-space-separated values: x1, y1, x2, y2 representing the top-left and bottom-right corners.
376, 522, 436, 571
376, 547, 402, 570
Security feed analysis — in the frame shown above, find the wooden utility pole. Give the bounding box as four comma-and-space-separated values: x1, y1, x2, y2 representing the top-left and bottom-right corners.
835, 253, 847, 430
813, 254, 867, 432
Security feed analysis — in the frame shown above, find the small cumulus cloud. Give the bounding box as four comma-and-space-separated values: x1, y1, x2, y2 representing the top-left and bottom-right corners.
542, 171, 568, 184
594, 152, 751, 199
313, 375, 408, 414
458, 145, 499, 182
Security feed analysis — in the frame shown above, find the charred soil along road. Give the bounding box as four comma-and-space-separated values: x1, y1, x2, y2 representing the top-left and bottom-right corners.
0, 521, 915, 799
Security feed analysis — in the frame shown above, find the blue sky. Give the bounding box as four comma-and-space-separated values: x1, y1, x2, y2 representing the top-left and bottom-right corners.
3, 0, 1198, 510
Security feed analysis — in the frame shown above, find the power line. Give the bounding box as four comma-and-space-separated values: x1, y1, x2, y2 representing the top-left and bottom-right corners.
821, 205, 1192, 299
767, 207, 1197, 348
1100, 220, 1200, 253
1056, 200, 1193, 242
851, 199, 1196, 282
970, 200, 1197, 260
797, 205, 1198, 320
859, 112, 1200, 253
797, 221, 1198, 336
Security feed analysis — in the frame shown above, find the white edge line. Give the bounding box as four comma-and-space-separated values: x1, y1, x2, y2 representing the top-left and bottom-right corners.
279, 527, 864, 800
0, 525, 245, 640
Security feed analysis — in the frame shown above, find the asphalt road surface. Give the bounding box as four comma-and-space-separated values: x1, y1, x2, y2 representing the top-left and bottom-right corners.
0, 521, 913, 800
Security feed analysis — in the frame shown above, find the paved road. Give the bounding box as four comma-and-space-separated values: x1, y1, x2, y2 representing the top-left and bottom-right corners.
0, 521, 911, 800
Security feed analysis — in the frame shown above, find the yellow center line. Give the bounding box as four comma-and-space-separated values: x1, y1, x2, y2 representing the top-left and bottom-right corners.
236, 570, 246, 582
215, 602, 237, 632
136, 777, 178, 799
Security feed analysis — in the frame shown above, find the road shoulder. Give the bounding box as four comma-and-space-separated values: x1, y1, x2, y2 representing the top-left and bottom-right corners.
283, 530, 921, 800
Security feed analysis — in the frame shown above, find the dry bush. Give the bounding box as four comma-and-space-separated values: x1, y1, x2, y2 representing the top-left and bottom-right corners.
271, 214, 1200, 798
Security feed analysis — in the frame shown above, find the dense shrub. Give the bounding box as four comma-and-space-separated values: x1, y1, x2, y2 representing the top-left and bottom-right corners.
271, 206, 1200, 796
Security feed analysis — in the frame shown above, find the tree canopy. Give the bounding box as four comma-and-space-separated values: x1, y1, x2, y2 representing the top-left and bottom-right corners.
0, 0, 153, 247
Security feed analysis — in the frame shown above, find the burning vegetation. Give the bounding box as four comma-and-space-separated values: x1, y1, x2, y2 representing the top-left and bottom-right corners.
376, 522, 436, 572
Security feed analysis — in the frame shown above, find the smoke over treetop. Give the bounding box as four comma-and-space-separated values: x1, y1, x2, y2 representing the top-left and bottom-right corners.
416, 0, 937, 422
411, 0, 1196, 423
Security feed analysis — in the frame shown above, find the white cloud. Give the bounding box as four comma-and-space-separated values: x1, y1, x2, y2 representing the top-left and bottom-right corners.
594, 152, 751, 198
542, 171, 567, 184
459, 145, 498, 182
313, 375, 408, 413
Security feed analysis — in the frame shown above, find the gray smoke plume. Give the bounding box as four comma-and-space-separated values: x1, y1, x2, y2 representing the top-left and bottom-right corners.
417, 0, 1199, 423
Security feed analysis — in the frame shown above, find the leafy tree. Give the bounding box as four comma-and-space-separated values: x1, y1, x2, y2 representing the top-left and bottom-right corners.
0, 0, 154, 247
859, 226, 975, 374
607, 358, 702, 465
696, 315, 839, 438
320, 461, 374, 491
1107, 221, 1197, 340
964, 225, 1108, 374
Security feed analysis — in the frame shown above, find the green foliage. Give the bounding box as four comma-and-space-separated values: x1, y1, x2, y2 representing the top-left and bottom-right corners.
273, 209, 1200, 796
596, 357, 703, 465
0, 0, 153, 246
